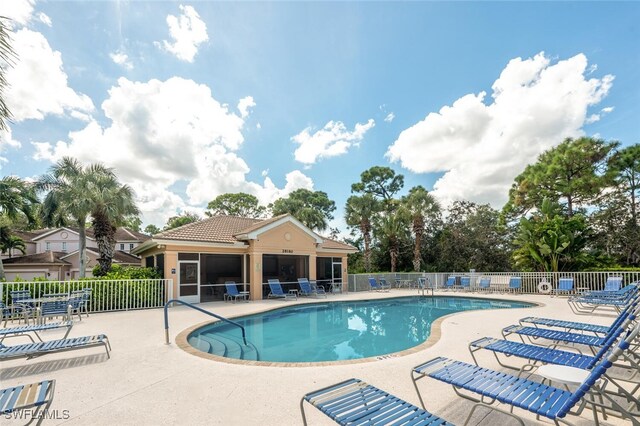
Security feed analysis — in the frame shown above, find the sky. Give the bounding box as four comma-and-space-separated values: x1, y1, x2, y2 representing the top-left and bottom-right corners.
0, 1, 639, 233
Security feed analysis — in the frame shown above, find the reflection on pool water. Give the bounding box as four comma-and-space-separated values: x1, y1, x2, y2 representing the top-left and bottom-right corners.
187, 296, 533, 363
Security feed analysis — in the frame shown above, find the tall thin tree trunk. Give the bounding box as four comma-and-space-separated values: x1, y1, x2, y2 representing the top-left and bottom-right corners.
361, 220, 372, 273
0, 258, 5, 280
413, 230, 422, 272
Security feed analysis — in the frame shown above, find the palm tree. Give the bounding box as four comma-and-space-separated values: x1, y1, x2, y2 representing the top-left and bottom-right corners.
0, 16, 17, 132
0, 176, 37, 279
345, 194, 379, 273
1, 234, 26, 258
37, 157, 114, 278
377, 211, 409, 273
90, 172, 139, 275
402, 186, 441, 271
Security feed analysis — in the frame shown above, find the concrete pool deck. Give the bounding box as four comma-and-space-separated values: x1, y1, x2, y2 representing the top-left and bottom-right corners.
1, 290, 633, 425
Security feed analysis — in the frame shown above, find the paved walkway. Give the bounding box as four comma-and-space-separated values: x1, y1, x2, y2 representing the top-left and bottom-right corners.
1, 290, 631, 425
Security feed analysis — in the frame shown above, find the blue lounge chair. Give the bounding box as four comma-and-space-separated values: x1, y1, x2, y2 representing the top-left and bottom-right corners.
468, 321, 631, 371
477, 277, 491, 292
0, 334, 111, 360
368, 277, 390, 292
0, 321, 73, 343
443, 276, 456, 291
507, 276, 522, 293
224, 282, 249, 303
267, 279, 297, 300
520, 300, 638, 335
502, 307, 636, 351
9, 290, 36, 321
604, 276, 623, 292
70, 289, 92, 318
460, 276, 471, 292
413, 324, 640, 426
301, 378, 452, 426
298, 278, 327, 298
568, 284, 638, 315
0, 380, 55, 426
311, 281, 328, 297
552, 277, 574, 296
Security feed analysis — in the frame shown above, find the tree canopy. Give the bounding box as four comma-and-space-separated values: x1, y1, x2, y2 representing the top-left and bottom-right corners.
505, 137, 618, 217
270, 189, 335, 231
351, 166, 404, 202
206, 193, 266, 218
164, 212, 201, 231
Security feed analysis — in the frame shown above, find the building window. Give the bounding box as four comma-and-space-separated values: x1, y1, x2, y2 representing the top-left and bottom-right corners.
120, 244, 125, 250
62, 242, 67, 252
45, 242, 51, 251
129, 243, 134, 251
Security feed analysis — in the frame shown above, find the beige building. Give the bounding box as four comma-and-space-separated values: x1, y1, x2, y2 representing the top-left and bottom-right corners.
2, 227, 149, 280
132, 214, 357, 302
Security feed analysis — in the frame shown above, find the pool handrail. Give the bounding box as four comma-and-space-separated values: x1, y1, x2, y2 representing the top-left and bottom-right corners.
163, 299, 247, 346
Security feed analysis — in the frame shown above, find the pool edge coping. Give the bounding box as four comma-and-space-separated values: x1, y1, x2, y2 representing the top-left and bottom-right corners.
174, 293, 544, 367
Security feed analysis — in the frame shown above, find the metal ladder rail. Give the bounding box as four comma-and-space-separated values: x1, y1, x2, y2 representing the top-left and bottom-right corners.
163, 299, 248, 346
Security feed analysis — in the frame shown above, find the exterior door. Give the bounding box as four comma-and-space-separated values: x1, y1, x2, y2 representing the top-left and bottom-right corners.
332, 260, 343, 292
178, 261, 200, 303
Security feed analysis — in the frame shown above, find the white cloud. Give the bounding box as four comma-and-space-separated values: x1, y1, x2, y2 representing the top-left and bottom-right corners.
32, 76, 313, 224
292, 119, 375, 165
256, 122, 261, 129
109, 51, 133, 70
0, 0, 35, 26
386, 52, 614, 208
601, 106, 614, 114
237, 96, 255, 118
4, 28, 94, 121
384, 112, 395, 122
37, 12, 51, 26
159, 4, 208, 62
0, 128, 22, 167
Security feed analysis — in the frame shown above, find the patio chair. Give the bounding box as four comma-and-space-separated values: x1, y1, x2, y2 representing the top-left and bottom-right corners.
568, 284, 638, 315
460, 276, 471, 292
552, 277, 574, 297
0, 321, 73, 343
468, 320, 635, 372
0, 380, 55, 426
224, 282, 249, 303
412, 325, 640, 426
368, 277, 390, 292
9, 290, 36, 321
0, 301, 27, 327
298, 278, 327, 298
507, 276, 522, 293
520, 300, 638, 335
477, 277, 491, 292
300, 378, 452, 426
267, 279, 297, 300
604, 276, 623, 292
443, 276, 456, 291
501, 307, 636, 351
68, 294, 84, 321
38, 300, 72, 324
0, 334, 111, 361
310, 281, 328, 297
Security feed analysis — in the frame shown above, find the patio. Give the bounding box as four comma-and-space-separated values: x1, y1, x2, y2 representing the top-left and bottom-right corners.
1, 290, 632, 425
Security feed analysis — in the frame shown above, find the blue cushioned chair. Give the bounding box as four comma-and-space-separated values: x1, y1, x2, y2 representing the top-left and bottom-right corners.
368, 277, 390, 292
298, 278, 326, 298
507, 276, 522, 293
552, 277, 574, 296
224, 282, 249, 303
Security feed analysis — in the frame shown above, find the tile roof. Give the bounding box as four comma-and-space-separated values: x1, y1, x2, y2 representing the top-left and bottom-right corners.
320, 237, 357, 251
85, 247, 142, 264
233, 214, 289, 236
2, 251, 70, 265
155, 216, 262, 243
113, 227, 151, 242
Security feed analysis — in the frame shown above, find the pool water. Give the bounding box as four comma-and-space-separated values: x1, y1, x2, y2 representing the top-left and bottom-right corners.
187, 296, 533, 363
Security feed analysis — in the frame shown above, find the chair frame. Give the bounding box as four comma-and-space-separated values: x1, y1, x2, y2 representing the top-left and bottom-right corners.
0, 380, 56, 426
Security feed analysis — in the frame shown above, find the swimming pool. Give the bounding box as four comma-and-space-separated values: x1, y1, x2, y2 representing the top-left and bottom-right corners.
186, 296, 533, 363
